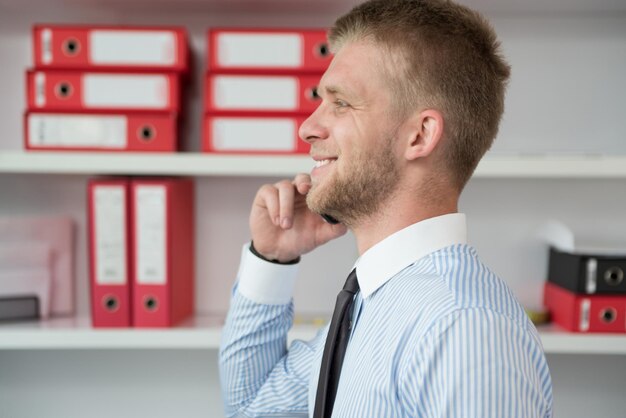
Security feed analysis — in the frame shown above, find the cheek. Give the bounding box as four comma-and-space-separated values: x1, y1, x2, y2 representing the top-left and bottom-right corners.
331, 114, 368, 158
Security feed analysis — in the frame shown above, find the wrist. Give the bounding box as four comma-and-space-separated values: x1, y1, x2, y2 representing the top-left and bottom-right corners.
249, 241, 300, 265
237, 243, 299, 305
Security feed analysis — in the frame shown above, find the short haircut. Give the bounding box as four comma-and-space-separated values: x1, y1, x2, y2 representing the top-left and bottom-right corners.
329, 0, 511, 190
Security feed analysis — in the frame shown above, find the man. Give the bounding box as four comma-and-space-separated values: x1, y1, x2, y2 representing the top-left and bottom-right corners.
219, 0, 553, 417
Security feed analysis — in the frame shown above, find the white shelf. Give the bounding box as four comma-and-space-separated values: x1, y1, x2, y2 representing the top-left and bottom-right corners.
474, 155, 626, 179
537, 325, 626, 355
0, 315, 321, 350
1, 316, 625, 354
0, 151, 313, 177
2, 151, 626, 178
0, 316, 221, 350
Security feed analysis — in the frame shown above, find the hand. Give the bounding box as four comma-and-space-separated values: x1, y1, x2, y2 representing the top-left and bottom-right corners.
250, 173, 348, 262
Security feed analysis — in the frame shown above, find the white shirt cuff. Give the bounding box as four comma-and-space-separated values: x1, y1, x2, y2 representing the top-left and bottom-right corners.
235, 243, 300, 305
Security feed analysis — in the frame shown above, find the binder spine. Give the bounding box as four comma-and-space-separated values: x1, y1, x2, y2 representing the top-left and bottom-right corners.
205, 73, 322, 113
202, 114, 310, 154
543, 282, 626, 333
208, 28, 331, 73
88, 179, 131, 328
131, 178, 194, 328
27, 70, 180, 112
33, 25, 188, 72
24, 111, 178, 152
548, 247, 626, 294
132, 182, 170, 327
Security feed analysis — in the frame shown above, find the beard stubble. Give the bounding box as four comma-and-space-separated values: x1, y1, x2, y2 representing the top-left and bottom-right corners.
306, 136, 400, 228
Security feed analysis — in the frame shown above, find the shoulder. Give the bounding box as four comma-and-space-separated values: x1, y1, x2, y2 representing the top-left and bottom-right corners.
392, 244, 546, 371
383, 244, 529, 327
426, 244, 530, 327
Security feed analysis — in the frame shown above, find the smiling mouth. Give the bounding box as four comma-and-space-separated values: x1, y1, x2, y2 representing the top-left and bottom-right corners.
314, 159, 337, 168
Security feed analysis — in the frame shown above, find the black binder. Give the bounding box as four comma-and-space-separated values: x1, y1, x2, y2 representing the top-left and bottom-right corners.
547, 247, 626, 294
0, 296, 39, 322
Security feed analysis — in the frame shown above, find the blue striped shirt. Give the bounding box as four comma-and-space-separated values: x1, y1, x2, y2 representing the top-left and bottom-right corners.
219, 214, 553, 417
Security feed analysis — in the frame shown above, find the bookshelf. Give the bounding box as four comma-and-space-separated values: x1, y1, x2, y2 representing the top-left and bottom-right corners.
3, 151, 626, 178
1, 318, 626, 354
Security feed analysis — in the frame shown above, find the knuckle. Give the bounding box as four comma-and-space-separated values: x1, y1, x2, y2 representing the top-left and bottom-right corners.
275, 179, 292, 189
294, 173, 309, 181
258, 184, 276, 195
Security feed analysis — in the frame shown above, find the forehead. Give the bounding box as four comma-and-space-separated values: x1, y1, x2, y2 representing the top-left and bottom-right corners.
319, 39, 393, 99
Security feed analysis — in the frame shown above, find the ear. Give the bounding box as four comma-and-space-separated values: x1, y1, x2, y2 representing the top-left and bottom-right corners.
403, 109, 444, 161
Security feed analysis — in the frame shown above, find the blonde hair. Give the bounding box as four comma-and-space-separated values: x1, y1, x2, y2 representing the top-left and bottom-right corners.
329, 0, 511, 190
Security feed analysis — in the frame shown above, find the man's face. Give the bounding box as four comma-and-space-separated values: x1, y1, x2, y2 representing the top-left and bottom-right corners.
299, 40, 403, 226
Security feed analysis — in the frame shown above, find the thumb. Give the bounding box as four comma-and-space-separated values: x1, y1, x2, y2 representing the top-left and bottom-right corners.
316, 222, 348, 245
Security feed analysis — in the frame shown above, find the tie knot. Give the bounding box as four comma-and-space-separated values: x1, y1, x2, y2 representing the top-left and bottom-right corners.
342, 269, 359, 294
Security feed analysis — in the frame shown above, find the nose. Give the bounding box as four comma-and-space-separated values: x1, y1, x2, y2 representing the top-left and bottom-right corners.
298, 104, 329, 145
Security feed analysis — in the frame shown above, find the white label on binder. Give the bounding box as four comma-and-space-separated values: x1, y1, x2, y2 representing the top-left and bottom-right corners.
135, 185, 167, 285
212, 118, 296, 151
41, 28, 52, 64
90, 31, 176, 66
28, 114, 127, 148
94, 185, 126, 285
84, 74, 169, 109
214, 75, 298, 110
35, 72, 46, 107
580, 299, 591, 331
217, 33, 302, 68
586, 258, 598, 294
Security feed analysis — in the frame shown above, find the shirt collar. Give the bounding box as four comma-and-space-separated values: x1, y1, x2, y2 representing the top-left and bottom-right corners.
354, 213, 467, 298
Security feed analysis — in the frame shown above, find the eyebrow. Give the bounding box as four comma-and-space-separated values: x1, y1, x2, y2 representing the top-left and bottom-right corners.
324, 85, 340, 94
322, 85, 359, 100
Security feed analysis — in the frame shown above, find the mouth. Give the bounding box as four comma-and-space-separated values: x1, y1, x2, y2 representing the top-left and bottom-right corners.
311, 156, 338, 179
314, 158, 337, 168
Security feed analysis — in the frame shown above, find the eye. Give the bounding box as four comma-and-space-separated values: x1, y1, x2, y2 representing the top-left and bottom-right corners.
334, 99, 350, 108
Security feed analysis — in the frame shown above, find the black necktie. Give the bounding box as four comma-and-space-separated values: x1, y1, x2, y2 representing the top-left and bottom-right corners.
313, 269, 360, 418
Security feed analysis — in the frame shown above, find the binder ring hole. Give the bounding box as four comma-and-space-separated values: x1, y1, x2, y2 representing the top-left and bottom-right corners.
138, 125, 155, 142
307, 86, 320, 101
600, 307, 617, 323
144, 296, 158, 312
604, 267, 624, 286
63, 38, 81, 56
103, 295, 119, 312
315, 43, 330, 58
55, 82, 73, 99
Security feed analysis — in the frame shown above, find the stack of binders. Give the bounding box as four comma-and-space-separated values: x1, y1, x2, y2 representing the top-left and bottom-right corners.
544, 246, 626, 333
87, 177, 194, 328
203, 28, 333, 154
25, 25, 188, 152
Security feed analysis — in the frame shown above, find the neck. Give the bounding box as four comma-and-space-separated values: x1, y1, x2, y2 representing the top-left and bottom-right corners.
352, 191, 458, 255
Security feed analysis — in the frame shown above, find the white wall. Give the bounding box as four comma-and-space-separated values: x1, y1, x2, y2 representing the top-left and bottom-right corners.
0, 350, 225, 418
2, 350, 626, 418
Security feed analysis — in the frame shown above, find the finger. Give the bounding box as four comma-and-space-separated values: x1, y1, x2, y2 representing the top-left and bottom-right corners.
255, 184, 280, 226
296, 182, 312, 195
293, 173, 311, 185
293, 173, 312, 195
276, 180, 296, 229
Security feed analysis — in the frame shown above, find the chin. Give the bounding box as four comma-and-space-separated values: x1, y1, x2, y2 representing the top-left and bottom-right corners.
306, 181, 345, 222
305, 184, 323, 213
305, 182, 330, 213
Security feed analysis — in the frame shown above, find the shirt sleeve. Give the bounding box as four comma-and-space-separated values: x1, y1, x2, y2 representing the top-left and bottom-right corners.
399, 309, 553, 418
219, 243, 325, 418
